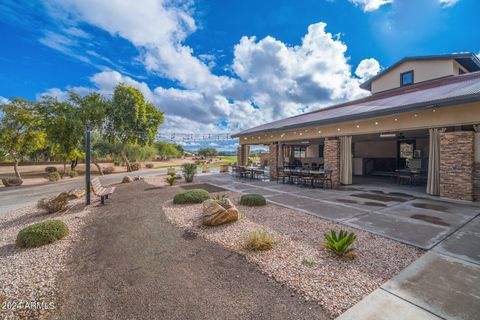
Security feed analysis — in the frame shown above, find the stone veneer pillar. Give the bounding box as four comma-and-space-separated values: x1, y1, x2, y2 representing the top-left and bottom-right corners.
474, 131, 480, 201
440, 131, 475, 201
237, 145, 249, 166
324, 139, 340, 188
268, 143, 279, 180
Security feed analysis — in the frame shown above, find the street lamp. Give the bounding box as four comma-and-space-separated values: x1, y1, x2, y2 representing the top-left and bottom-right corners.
85, 125, 91, 205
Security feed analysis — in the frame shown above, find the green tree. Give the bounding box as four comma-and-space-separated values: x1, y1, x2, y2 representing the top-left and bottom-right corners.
39, 97, 83, 176
125, 144, 157, 162
155, 141, 179, 159
198, 147, 218, 157
0, 99, 47, 179
105, 84, 164, 171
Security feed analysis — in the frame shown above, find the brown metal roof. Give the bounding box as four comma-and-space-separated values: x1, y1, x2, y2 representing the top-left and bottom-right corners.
232, 71, 480, 138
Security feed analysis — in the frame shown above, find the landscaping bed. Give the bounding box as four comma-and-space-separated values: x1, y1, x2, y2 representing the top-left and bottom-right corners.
0, 196, 93, 319
162, 190, 423, 318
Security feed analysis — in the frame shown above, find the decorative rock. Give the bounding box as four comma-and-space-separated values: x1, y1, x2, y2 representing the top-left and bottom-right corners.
133, 176, 144, 181
202, 199, 239, 226
122, 176, 133, 183
67, 189, 85, 199
1, 177, 23, 187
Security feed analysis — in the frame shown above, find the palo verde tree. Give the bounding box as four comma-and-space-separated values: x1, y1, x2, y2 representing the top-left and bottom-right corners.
0, 99, 47, 180
105, 84, 164, 171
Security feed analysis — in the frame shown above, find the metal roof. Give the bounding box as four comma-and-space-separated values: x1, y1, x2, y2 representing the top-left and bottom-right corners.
232, 71, 480, 138
360, 53, 480, 91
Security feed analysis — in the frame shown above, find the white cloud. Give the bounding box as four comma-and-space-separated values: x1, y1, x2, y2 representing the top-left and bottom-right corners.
439, 0, 459, 7
0, 96, 10, 105
355, 58, 381, 80
349, 0, 393, 12
40, 1, 378, 134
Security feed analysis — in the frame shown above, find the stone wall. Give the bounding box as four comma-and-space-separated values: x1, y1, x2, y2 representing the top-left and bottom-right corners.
474, 163, 480, 201
439, 131, 475, 201
268, 143, 279, 180
324, 139, 340, 188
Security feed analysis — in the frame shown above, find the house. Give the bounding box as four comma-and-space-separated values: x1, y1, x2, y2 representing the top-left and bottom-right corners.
232, 53, 480, 201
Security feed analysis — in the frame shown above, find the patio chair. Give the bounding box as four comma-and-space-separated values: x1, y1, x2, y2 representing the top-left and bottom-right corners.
314, 169, 333, 189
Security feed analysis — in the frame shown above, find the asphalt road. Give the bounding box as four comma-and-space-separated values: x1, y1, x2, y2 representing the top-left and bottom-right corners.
0, 168, 169, 215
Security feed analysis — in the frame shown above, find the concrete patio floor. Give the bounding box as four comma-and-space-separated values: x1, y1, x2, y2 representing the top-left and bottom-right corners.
199, 174, 480, 250
198, 173, 480, 320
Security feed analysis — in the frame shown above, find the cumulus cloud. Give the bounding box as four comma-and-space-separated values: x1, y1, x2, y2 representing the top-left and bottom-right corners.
439, 0, 459, 7
0, 96, 10, 105
40, 1, 378, 134
355, 58, 381, 80
349, 0, 393, 12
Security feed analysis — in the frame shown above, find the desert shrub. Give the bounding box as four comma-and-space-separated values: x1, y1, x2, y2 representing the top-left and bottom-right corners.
48, 172, 61, 182
69, 170, 78, 178
240, 194, 266, 206
16, 220, 69, 248
103, 166, 114, 174
45, 166, 58, 173
324, 230, 357, 257
244, 230, 274, 251
168, 171, 176, 177
302, 259, 317, 267
1, 177, 23, 187
145, 163, 154, 169
173, 189, 210, 204
181, 163, 197, 183
166, 176, 176, 186
130, 163, 141, 171
37, 192, 69, 213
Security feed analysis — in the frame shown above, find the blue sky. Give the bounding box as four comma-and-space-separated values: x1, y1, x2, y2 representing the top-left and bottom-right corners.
0, 0, 478, 150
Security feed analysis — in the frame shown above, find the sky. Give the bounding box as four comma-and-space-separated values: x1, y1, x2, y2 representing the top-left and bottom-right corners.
0, 0, 478, 151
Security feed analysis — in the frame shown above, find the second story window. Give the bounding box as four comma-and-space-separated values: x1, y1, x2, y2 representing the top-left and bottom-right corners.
400, 70, 414, 86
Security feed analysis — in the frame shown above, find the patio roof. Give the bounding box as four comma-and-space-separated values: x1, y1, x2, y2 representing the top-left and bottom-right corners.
232, 71, 480, 138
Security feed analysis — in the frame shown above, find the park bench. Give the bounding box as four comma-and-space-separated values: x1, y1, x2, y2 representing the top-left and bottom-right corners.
91, 177, 115, 204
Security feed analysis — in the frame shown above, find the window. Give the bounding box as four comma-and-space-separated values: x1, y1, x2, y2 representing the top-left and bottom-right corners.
319, 144, 324, 158
293, 146, 306, 159
400, 70, 414, 86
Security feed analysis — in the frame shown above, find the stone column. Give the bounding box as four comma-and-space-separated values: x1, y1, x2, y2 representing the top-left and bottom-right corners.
324, 139, 340, 188
474, 126, 480, 201
439, 131, 475, 201
237, 145, 249, 166
268, 143, 279, 180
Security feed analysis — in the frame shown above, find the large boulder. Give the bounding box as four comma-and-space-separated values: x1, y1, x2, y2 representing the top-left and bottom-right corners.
202, 198, 239, 226
122, 176, 133, 183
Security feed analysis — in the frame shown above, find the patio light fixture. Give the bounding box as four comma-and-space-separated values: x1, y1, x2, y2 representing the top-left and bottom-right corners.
380, 133, 396, 138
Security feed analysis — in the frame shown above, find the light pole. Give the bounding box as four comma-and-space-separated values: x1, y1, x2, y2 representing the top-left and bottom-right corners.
85, 125, 91, 205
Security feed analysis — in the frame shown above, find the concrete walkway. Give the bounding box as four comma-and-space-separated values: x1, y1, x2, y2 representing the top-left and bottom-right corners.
199, 174, 480, 320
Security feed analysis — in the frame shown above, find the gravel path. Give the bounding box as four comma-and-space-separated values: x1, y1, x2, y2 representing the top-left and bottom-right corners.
163, 189, 424, 318
53, 181, 330, 320
0, 195, 94, 319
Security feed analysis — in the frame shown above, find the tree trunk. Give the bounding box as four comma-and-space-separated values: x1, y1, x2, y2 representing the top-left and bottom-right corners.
71, 158, 78, 171
13, 158, 21, 180
120, 145, 131, 172
63, 161, 67, 178
93, 160, 104, 176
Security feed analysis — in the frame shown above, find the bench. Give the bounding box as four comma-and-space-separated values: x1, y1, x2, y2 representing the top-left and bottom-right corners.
91, 177, 116, 204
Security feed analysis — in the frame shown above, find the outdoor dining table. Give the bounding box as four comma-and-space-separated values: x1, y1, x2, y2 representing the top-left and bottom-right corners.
395, 168, 423, 185
243, 166, 265, 180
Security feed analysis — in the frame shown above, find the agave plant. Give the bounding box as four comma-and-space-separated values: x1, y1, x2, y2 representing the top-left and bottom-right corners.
324, 230, 357, 257
211, 194, 228, 202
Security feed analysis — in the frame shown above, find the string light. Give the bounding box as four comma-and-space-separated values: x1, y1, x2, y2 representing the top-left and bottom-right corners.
375, 121, 379, 125
414, 114, 418, 117
337, 128, 341, 131
394, 118, 398, 121
356, 125, 360, 128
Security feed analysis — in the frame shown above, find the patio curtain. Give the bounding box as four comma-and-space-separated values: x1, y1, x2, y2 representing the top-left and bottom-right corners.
340, 136, 352, 185
427, 128, 441, 195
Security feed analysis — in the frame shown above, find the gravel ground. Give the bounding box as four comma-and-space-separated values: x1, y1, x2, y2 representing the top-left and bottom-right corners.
162, 190, 424, 318
0, 195, 94, 319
